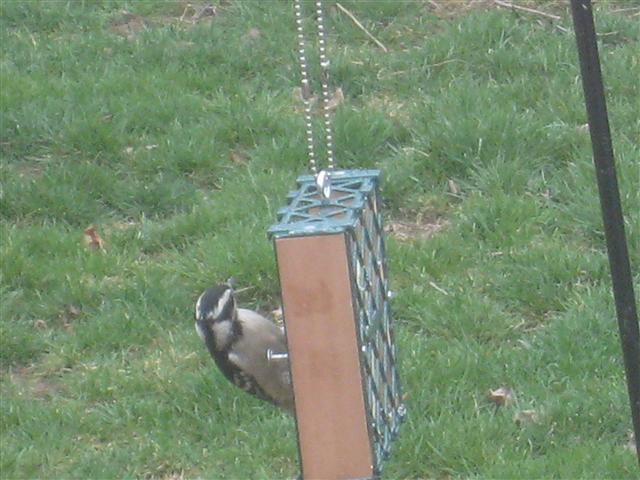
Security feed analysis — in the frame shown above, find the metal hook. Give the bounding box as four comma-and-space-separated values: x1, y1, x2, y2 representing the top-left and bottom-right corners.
316, 169, 331, 199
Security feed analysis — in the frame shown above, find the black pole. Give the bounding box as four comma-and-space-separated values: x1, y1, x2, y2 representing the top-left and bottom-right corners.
570, 0, 640, 463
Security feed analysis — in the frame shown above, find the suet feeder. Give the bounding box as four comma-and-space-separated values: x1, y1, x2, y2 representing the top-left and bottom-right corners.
269, 170, 405, 479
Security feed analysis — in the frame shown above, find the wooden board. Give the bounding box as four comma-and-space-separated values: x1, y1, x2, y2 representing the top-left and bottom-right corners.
275, 233, 373, 480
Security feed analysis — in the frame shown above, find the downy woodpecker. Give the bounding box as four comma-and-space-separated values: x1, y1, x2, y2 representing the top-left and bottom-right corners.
194, 281, 294, 413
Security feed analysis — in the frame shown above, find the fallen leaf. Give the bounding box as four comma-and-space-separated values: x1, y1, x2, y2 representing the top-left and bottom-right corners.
229, 149, 248, 165
110, 12, 144, 41
514, 409, 539, 426
293, 86, 318, 107
326, 87, 344, 111
84, 225, 105, 250
576, 123, 590, 134
145, 144, 158, 150
191, 4, 217, 22
124, 146, 134, 155
33, 319, 47, 330
66, 304, 81, 318
624, 431, 637, 453
488, 386, 514, 407
448, 178, 461, 195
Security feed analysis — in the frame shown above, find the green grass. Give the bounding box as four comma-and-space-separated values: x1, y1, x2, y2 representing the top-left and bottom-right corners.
1, 1, 639, 478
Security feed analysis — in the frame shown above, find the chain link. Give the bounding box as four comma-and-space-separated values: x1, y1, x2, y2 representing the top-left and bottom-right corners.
293, 0, 318, 175
293, 0, 335, 179
314, 1, 335, 172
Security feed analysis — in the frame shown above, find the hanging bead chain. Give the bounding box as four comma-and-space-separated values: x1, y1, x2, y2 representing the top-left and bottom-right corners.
293, 0, 317, 174
293, 0, 335, 176
314, 0, 335, 172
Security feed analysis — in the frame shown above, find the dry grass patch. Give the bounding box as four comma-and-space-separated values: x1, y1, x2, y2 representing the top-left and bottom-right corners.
386, 214, 448, 242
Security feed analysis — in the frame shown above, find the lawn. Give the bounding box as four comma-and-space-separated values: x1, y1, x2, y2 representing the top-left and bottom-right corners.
1, 1, 639, 478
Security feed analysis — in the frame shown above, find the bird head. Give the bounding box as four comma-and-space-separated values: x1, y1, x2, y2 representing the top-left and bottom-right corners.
194, 279, 237, 326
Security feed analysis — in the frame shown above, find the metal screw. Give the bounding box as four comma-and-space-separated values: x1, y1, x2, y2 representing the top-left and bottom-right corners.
266, 349, 289, 361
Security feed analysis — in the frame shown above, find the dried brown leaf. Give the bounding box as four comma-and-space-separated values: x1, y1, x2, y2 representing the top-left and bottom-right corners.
513, 409, 539, 426
66, 304, 81, 318
293, 87, 318, 108
84, 225, 105, 250
292, 86, 343, 112
326, 87, 344, 112
110, 12, 145, 40
229, 149, 248, 165
488, 386, 514, 407
191, 4, 217, 22
33, 319, 47, 330
448, 178, 461, 195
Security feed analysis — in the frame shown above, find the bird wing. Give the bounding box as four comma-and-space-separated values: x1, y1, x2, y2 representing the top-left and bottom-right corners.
233, 309, 294, 412
225, 351, 279, 404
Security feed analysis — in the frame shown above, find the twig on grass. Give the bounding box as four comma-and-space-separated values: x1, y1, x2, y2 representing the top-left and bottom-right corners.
554, 24, 570, 34
610, 7, 640, 14
493, 0, 561, 21
493, 0, 568, 33
429, 281, 449, 296
179, 4, 192, 22
425, 58, 468, 68
335, 2, 388, 53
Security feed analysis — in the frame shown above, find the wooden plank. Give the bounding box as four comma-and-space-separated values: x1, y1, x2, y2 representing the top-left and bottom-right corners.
275, 233, 373, 480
